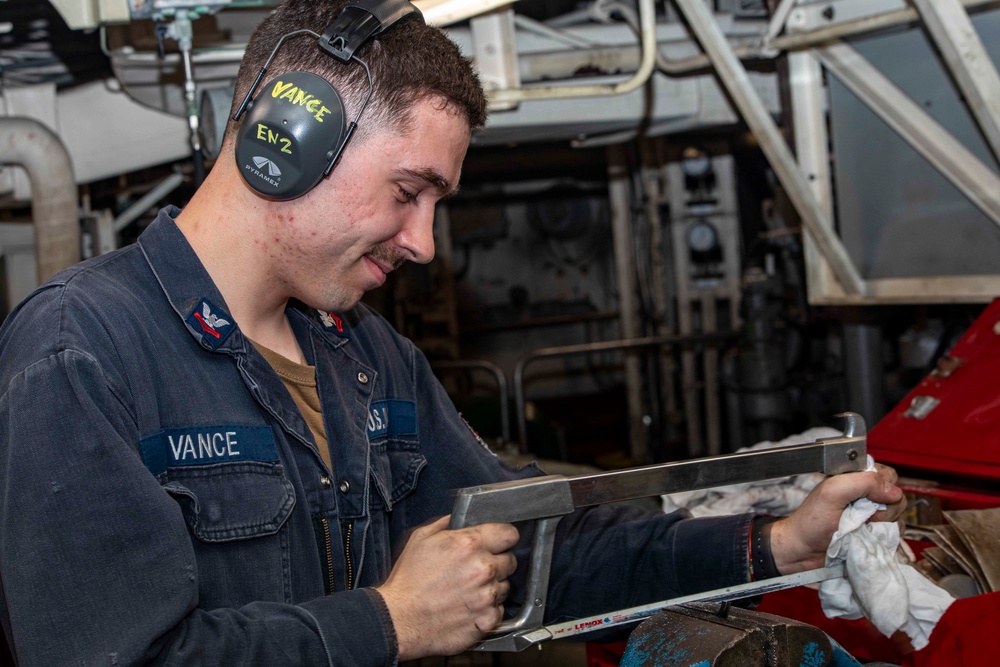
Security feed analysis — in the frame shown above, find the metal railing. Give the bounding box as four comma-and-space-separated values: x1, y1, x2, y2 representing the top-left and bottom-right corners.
513, 332, 738, 451
431, 360, 511, 444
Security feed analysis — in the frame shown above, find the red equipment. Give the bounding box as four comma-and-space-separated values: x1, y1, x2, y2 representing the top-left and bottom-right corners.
761, 299, 1000, 665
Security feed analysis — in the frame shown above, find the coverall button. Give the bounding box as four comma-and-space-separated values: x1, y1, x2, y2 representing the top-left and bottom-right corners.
321, 476, 331, 488
357, 372, 369, 384
339, 480, 351, 494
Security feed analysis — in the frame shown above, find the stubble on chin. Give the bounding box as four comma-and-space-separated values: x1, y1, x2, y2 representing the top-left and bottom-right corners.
316, 283, 360, 314
315, 243, 405, 314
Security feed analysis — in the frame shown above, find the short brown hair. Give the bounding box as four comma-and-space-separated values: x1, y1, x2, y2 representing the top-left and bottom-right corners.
225, 0, 487, 146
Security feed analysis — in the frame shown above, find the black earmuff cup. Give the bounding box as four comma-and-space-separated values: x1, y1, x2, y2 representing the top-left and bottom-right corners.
235, 71, 346, 200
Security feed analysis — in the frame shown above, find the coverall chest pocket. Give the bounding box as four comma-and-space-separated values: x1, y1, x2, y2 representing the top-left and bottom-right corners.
140, 425, 295, 542
164, 462, 295, 542
367, 441, 426, 584
161, 462, 296, 607
365, 398, 424, 511
369, 442, 426, 512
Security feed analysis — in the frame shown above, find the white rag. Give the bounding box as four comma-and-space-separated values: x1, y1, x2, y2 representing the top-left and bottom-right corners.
818, 456, 955, 651
661, 427, 837, 518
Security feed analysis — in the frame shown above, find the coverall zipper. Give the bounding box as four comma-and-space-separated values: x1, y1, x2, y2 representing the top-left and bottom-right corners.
320, 517, 335, 593
343, 521, 354, 590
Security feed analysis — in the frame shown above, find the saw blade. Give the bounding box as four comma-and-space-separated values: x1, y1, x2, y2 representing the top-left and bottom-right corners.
475, 563, 846, 652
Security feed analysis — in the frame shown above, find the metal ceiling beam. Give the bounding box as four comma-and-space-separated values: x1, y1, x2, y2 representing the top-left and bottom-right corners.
816, 42, 1000, 230
909, 0, 1000, 167
777, 0, 1000, 52
672, 0, 865, 296
415, 0, 517, 27
763, 0, 799, 48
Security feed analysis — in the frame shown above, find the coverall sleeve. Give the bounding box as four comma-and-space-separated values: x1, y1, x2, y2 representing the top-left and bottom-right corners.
0, 348, 397, 667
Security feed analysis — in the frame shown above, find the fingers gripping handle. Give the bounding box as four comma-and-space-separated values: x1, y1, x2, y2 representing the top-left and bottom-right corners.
449, 476, 576, 633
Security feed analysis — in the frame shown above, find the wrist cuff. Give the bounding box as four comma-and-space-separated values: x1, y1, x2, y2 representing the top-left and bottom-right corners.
751, 516, 782, 581
364, 588, 399, 665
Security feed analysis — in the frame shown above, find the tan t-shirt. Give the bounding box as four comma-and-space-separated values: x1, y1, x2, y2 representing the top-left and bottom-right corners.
250, 340, 331, 472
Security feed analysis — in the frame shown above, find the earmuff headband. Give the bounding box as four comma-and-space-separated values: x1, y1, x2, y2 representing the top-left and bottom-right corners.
319, 0, 422, 62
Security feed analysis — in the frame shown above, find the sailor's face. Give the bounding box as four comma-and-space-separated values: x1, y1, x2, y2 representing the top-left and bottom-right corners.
268, 97, 470, 312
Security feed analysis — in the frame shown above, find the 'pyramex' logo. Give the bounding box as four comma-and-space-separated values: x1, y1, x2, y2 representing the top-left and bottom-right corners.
246, 156, 282, 187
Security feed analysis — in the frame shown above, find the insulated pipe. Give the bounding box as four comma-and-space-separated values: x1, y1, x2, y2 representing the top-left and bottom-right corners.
487, 0, 657, 106
0, 118, 79, 284
101, 0, 1000, 91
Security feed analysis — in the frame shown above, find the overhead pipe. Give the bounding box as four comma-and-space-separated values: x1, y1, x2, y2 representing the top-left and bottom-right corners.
513, 14, 598, 49
772, 0, 1000, 52
416, 0, 518, 26
487, 0, 657, 106
0, 118, 79, 284
99, 0, 1000, 110
519, 0, 1000, 82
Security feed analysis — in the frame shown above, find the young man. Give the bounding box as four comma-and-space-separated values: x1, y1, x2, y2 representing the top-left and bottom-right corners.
0, 0, 904, 664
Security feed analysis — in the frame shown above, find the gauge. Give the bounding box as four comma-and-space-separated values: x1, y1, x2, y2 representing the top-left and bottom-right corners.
686, 220, 719, 253
680, 147, 712, 178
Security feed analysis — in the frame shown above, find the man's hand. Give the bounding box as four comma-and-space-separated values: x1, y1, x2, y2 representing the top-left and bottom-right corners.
375, 516, 519, 660
770, 463, 906, 574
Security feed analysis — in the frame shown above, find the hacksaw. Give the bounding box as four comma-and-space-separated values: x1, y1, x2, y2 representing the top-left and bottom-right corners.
448, 412, 868, 652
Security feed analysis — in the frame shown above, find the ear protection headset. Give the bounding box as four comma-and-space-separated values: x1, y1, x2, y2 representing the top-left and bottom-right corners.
232, 0, 423, 200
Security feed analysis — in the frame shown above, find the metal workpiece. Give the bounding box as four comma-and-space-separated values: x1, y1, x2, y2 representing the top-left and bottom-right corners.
450, 414, 867, 651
